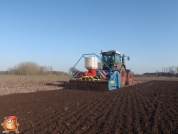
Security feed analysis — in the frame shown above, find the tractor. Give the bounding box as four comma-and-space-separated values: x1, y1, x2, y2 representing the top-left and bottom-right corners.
69, 50, 133, 91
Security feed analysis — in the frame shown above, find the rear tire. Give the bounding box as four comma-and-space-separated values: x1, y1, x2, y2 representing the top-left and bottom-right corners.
127, 71, 133, 85
120, 67, 126, 87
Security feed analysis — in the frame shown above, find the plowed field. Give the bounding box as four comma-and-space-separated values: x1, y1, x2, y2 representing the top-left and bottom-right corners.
0, 80, 178, 133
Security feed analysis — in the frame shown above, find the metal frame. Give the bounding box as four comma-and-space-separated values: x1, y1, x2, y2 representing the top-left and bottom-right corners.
70, 53, 113, 78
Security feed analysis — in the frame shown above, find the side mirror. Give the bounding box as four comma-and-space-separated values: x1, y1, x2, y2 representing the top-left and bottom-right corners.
127, 57, 130, 60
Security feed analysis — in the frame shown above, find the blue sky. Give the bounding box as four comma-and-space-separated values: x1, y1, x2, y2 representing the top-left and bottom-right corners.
1, 0, 178, 74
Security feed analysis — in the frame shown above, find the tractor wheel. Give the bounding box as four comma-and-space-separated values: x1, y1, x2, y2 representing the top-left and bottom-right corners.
120, 67, 126, 87
127, 71, 133, 85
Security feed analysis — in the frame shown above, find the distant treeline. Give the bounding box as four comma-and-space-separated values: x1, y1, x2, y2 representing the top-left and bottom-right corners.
0, 62, 68, 76
134, 72, 178, 77
134, 66, 178, 77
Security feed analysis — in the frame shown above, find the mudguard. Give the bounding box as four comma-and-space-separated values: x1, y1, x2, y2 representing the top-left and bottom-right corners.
108, 71, 121, 90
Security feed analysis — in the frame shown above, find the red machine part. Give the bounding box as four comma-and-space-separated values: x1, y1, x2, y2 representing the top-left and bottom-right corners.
84, 69, 96, 76
74, 69, 97, 78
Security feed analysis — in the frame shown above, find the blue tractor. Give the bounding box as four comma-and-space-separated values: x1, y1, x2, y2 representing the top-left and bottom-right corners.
69, 50, 133, 91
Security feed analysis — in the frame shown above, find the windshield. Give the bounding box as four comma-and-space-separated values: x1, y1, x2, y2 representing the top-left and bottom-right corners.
102, 53, 115, 63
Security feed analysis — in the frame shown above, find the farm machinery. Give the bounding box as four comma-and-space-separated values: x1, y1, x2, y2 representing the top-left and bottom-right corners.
69, 50, 133, 91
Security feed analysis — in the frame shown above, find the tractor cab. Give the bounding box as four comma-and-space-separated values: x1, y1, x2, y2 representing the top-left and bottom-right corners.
101, 50, 122, 70
101, 50, 121, 64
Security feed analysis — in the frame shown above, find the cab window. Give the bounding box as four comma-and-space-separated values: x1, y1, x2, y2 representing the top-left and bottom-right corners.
115, 54, 121, 62
102, 53, 115, 63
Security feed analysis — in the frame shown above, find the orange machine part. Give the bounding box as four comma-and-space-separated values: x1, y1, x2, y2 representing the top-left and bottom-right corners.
84, 69, 96, 76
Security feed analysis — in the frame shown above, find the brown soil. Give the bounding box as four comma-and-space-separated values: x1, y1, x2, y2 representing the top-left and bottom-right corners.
0, 75, 67, 96
0, 80, 178, 133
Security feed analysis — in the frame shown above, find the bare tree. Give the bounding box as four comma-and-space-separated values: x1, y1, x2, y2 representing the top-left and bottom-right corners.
12, 62, 43, 75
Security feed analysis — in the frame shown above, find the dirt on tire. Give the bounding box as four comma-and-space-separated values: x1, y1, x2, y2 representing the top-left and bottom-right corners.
0, 80, 178, 133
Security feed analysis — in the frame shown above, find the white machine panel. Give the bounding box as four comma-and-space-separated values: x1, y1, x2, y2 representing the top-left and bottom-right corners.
85, 57, 98, 69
